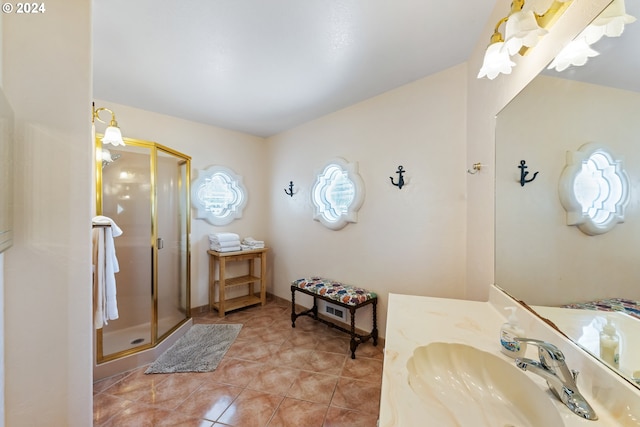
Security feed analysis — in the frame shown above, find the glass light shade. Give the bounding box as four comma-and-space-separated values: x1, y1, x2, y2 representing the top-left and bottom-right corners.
580, 0, 636, 44
503, 10, 548, 55
547, 38, 599, 72
477, 42, 516, 80
101, 126, 125, 147
100, 148, 113, 163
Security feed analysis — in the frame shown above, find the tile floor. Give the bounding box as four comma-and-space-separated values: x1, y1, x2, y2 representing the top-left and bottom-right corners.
93, 297, 383, 426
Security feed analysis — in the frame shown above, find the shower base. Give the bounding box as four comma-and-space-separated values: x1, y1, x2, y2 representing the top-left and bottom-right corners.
102, 313, 186, 355
94, 312, 192, 381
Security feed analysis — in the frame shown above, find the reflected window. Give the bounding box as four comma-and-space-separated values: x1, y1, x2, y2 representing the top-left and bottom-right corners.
191, 165, 247, 226
312, 158, 365, 230
559, 143, 629, 235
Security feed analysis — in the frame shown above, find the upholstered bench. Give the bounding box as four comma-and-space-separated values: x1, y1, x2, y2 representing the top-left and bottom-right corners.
291, 277, 378, 359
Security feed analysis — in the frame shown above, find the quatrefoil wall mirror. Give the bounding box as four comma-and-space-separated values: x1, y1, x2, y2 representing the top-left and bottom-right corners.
191, 165, 247, 226
311, 157, 365, 230
558, 143, 630, 236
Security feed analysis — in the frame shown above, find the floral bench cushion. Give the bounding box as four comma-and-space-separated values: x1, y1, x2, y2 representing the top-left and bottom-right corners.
563, 298, 640, 320
292, 277, 377, 306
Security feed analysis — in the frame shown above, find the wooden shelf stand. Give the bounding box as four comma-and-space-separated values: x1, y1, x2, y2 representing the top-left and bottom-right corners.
207, 248, 268, 317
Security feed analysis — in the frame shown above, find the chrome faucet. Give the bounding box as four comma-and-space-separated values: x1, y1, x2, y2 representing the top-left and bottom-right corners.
514, 337, 598, 420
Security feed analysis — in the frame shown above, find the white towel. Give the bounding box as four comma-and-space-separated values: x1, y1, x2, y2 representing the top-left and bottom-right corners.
92, 216, 123, 329
210, 240, 241, 248
241, 244, 264, 250
209, 232, 240, 243
211, 245, 241, 253
242, 237, 264, 245
242, 237, 265, 249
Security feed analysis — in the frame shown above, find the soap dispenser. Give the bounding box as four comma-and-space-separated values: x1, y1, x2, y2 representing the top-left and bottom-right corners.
600, 318, 620, 368
500, 307, 527, 358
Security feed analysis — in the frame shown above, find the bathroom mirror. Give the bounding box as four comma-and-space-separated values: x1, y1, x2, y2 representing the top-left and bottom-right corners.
495, 0, 640, 387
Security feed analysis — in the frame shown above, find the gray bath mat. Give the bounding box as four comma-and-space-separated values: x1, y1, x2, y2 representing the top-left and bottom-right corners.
145, 323, 242, 374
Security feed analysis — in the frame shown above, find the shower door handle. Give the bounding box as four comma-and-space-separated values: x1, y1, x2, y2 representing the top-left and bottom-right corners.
157, 237, 164, 250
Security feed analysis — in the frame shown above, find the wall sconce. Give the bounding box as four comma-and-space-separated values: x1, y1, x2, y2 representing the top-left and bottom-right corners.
477, 0, 572, 80
92, 102, 125, 146
547, 0, 635, 71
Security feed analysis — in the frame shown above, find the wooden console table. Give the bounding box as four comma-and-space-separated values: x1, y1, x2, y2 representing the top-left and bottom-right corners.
207, 248, 268, 317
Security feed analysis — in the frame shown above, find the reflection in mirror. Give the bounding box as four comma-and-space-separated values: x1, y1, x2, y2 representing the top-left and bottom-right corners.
558, 143, 630, 236
495, 0, 640, 387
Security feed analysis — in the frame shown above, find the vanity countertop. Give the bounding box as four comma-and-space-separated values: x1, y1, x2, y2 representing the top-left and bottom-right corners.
379, 287, 640, 426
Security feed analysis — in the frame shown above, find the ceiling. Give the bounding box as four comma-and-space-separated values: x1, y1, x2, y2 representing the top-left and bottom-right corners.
92, 0, 496, 137
93, 1, 639, 138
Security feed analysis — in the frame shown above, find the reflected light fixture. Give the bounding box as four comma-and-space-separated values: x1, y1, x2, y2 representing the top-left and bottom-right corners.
478, 0, 572, 80
548, 0, 636, 72
92, 102, 125, 146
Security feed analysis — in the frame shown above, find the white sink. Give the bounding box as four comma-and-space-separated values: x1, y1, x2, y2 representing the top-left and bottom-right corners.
407, 342, 564, 427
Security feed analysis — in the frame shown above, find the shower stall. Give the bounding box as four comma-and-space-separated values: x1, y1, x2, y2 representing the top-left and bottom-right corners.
94, 137, 191, 365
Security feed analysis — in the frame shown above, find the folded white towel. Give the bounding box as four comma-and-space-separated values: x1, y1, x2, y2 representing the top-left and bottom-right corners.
210, 232, 240, 243
210, 240, 241, 248
241, 244, 264, 250
211, 245, 242, 253
242, 237, 264, 244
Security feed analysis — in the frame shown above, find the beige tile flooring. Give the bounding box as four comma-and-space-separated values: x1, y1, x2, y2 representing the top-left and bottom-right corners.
93, 298, 383, 426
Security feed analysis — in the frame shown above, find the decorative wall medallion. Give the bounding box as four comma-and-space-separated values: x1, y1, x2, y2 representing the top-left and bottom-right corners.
191, 165, 247, 226
559, 143, 629, 235
311, 157, 365, 230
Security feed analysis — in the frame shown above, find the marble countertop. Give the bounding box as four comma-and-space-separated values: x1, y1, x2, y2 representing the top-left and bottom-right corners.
379, 286, 640, 426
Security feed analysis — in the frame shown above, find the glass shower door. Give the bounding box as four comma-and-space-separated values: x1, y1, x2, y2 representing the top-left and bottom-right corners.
155, 148, 190, 339
99, 143, 153, 357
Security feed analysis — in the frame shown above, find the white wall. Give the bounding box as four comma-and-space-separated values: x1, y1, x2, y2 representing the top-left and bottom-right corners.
266, 64, 469, 336
93, 100, 268, 308
496, 76, 640, 306
2, 0, 93, 425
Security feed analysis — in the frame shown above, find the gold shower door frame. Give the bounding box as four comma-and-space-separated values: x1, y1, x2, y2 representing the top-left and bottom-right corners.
95, 136, 191, 364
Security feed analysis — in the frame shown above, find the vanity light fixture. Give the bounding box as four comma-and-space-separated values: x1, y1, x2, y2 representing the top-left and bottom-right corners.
478, 0, 572, 80
548, 0, 636, 72
92, 102, 125, 147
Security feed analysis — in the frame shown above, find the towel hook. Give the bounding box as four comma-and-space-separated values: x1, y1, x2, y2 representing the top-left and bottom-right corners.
390, 165, 406, 189
518, 160, 539, 186
467, 163, 482, 174
284, 181, 295, 197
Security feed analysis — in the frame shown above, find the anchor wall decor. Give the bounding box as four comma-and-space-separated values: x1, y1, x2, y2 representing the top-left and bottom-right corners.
518, 160, 539, 186
390, 165, 406, 189
284, 181, 295, 197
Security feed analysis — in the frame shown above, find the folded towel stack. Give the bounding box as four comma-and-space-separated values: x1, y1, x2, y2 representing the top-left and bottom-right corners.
209, 232, 241, 252
241, 237, 265, 250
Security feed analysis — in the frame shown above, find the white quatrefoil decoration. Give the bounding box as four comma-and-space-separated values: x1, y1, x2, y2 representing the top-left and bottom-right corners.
558, 143, 629, 236
311, 157, 365, 230
191, 165, 247, 226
